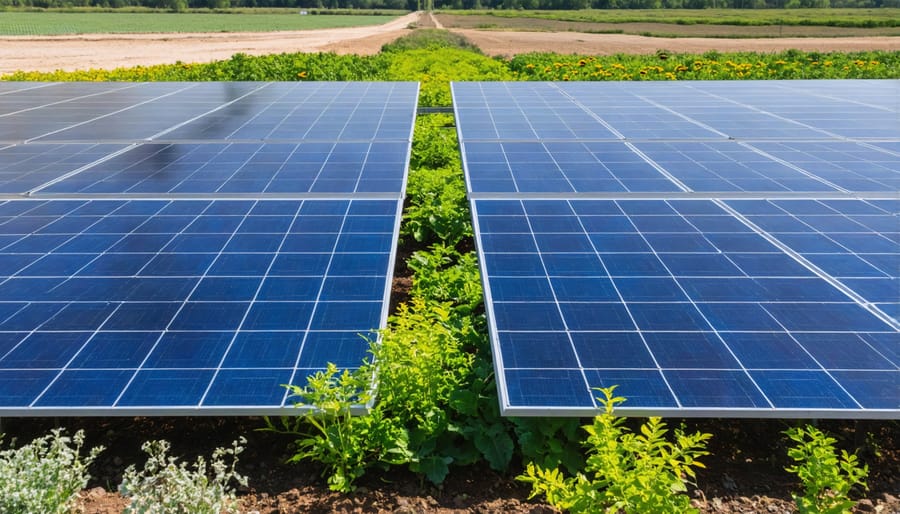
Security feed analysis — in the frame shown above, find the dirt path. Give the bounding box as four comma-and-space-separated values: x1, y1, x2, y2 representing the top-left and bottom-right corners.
1, 11, 898, 74
0, 12, 420, 74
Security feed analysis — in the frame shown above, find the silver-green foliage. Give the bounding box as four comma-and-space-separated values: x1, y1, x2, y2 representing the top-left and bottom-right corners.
785, 426, 868, 514
0, 428, 103, 514
119, 438, 247, 514
519, 386, 711, 514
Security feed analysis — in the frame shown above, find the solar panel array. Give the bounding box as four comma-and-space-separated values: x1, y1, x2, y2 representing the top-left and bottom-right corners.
0, 82, 418, 415
454, 80, 899, 418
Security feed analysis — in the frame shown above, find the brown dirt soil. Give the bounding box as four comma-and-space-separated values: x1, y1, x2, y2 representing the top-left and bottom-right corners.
2, 11, 900, 74
2, 416, 898, 513
435, 13, 900, 38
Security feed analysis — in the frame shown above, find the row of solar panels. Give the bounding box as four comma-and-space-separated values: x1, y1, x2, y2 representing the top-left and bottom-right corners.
0, 82, 418, 415
453, 81, 898, 419
0, 80, 896, 419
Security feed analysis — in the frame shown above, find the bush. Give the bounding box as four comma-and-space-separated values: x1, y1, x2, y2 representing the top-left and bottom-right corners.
119, 438, 247, 514
785, 425, 868, 514
0, 428, 103, 514
519, 387, 711, 514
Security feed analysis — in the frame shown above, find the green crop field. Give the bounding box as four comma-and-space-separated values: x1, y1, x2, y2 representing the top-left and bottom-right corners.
0, 11, 400, 36
439, 8, 900, 28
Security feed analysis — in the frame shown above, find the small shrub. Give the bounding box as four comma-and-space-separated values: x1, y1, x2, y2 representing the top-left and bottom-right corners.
0, 428, 103, 514
381, 29, 482, 54
119, 438, 247, 514
270, 363, 411, 493
407, 245, 482, 315
785, 425, 868, 514
519, 386, 711, 514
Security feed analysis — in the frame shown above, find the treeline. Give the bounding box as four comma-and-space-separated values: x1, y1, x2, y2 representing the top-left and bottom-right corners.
1, 0, 896, 11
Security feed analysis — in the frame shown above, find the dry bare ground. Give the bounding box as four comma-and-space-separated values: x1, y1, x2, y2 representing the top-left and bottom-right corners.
2, 11, 900, 73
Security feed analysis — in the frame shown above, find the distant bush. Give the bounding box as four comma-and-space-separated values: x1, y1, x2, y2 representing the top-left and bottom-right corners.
382, 28, 482, 54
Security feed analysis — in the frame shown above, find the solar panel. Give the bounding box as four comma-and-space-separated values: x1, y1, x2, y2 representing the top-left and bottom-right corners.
0, 82, 418, 415
454, 80, 899, 418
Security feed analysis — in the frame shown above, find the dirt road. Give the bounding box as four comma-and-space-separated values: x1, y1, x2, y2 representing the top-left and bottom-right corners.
1, 11, 898, 74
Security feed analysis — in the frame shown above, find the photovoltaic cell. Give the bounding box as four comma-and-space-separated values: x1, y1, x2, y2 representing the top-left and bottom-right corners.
0, 143, 127, 193
455, 80, 898, 418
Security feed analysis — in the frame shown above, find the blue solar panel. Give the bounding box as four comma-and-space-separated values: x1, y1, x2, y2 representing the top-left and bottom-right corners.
462, 141, 681, 193
0, 198, 399, 413
1, 82, 417, 143
473, 199, 897, 416
727, 199, 899, 324
455, 80, 898, 418
0, 143, 127, 193
38, 141, 410, 195
743, 142, 900, 192
0, 81, 417, 415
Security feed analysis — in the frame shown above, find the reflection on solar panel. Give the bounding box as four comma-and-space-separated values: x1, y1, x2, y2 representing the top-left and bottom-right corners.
454, 80, 899, 418
0, 82, 417, 415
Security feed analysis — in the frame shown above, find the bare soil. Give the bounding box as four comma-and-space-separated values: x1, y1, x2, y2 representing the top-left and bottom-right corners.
2, 416, 897, 514
2, 11, 900, 74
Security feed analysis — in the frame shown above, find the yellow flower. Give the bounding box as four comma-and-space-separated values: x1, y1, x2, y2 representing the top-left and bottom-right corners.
526, 63, 535, 69
297, 71, 308, 79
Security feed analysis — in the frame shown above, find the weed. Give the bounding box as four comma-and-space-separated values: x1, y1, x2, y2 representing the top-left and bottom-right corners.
119, 438, 247, 514
0, 428, 103, 514
785, 425, 868, 514
519, 386, 711, 514
269, 364, 410, 493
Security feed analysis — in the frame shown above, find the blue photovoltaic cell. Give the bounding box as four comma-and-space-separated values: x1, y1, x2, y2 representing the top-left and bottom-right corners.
727, 199, 900, 324
452, 82, 621, 141
0, 143, 127, 193
40, 141, 410, 195
744, 142, 900, 192
463, 141, 680, 193
473, 199, 898, 416
0, 83, 236, 142
0, 198, 399, 412
633, 141, 842, 193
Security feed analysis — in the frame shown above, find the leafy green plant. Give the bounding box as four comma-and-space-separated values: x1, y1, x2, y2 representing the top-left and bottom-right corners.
519, 386, 711, 514
0, 428, 103, 514
784, 425, 868, 514
512, 417, 585, 476
407, 245, 482, 315
381, 28, 483, 54
119, 438, 247, 514
269, 363, 410, 493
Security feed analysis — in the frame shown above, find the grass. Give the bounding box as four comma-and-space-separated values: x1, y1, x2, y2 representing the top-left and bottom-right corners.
438, 8, 900, 28
0, 11, 400, 36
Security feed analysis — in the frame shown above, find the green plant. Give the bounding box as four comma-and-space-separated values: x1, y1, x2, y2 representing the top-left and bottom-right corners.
407, 245, 482, 315
512, 417, 585, 476
269, 363, 411, 493
519, 386, 711, 514
118, 438, 247, 514
0, 428, 103, 514
784, 425, 869, 514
